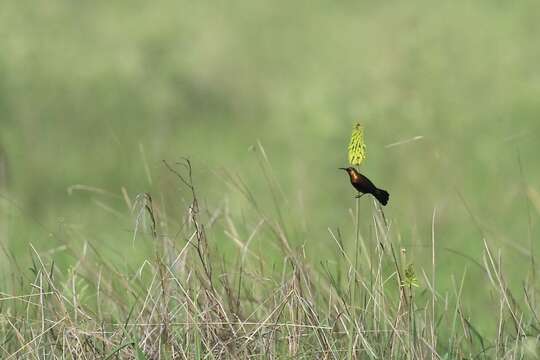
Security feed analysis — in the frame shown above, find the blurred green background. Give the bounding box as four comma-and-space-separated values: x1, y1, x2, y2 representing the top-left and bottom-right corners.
1, 0, 539, 332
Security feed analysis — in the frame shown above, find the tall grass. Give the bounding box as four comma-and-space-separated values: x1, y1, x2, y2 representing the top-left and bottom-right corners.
0, 154, 538, 359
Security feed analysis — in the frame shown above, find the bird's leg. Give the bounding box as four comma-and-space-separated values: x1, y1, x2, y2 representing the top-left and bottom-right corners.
355, 193, 366, 199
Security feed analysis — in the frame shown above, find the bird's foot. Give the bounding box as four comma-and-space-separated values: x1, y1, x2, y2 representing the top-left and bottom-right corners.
355, 193, 366, 199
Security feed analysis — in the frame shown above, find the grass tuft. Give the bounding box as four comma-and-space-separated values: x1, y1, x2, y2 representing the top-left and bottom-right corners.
0, 158, 538, 359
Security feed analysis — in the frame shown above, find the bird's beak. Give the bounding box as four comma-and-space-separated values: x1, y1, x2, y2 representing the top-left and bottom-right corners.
339, 167, 348, 171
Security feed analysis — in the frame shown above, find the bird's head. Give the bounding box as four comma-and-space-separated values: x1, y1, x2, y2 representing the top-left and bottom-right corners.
339, 167, 358, 178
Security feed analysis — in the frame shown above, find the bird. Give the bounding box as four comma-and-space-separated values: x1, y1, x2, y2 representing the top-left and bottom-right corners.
340, 167, 389, 206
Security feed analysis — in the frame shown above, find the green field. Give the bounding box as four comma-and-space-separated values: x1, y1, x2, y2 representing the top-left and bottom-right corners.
1, 1, 540, 358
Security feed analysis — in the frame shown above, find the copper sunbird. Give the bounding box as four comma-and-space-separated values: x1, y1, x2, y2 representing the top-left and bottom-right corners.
340, 167, 389, 206
342, 123, 389, 206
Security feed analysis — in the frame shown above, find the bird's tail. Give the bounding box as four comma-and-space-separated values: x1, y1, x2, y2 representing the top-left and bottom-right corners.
374, 188, 389, 206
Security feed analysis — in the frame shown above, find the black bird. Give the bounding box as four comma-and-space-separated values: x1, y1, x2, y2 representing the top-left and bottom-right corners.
340, 167, 389, 206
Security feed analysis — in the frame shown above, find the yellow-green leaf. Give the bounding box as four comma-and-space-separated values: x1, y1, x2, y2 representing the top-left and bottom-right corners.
348, 123, 367, 166
402, 263, 419, 288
